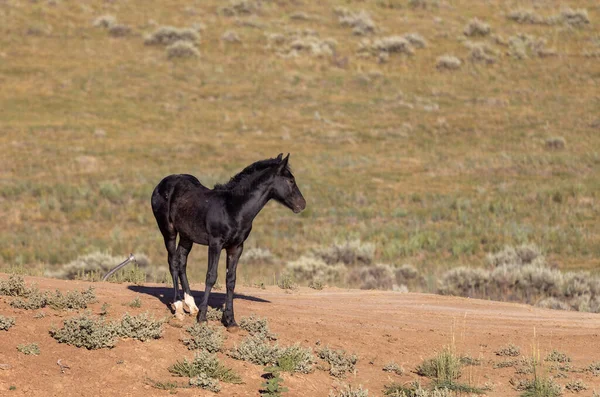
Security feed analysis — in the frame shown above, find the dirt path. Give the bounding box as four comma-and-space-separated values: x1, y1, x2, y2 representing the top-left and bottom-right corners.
1, 275, 599, 396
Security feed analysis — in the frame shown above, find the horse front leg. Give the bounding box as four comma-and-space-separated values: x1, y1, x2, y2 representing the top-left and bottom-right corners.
197, 241, 222, 322
223, 244, 243, 332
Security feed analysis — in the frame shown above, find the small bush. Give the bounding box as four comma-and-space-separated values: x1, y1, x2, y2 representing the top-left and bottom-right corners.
347, 264, 395, 290
438, 267, 489, 297
277, 274, 297, 290
383, 362, 404, 375
318, 347, 358, 378
145, 27, 199, 46
206, 306, 224, 322
506, 10, 554, 25
436, 55, 461, 70
0, 275, 29, 296
313, 240, 374, 265
587, 361, 600, 375
545, 137, 566, 150
408, 0, 439, 9
228, 335, 281, 365
170, 351, 242, 383
240, 315, 277, 340
464, 18, 490, 37
496, 343, 521, 357
17, 343, 40, 355
466, 41, 498, 64
560, 8, 590, 27
384, 381, 453, 396
261, 368, 288, 396
508, 34, 556, 59
565, 379, 587, 392
276, 344, 315, 373
488, 244, 543, 267
0, 315, 15, 331
182, 323, 225, 352
93, 15, 116, 29
545, 350, 571, 363
51, 313, 120, 349
266, 30, 337, 58
309, 280, 324, 290
536, 297, 571, 311
49, 287, 96, 310
358, 36, 415, 62
170, 351, 241, 392
127, 297, 142, 308
108, 24, 131, 37
329, 384, 369, 397
51, 312, 163, 349
416, 348, 462, 383
242, 247, 275, 264
117, 312, 163, 341
10, 288, 49, 310
285, 256, 347, 285
222, 30, 241, 43
189, 373, 221, 393
334, 8, 376, 36
220, 0, 257, 17
166, 41, 200, 59
516, 376, 562, 396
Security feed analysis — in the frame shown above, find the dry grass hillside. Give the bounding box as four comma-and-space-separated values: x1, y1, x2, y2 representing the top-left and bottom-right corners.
1, 0, 599, 284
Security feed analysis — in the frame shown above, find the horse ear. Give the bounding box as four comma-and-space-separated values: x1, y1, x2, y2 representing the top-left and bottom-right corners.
276, 153, 283, 161
277, 153, 290, 174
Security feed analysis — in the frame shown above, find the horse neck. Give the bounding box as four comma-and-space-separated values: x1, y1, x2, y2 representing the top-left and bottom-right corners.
233, 180, 273, 223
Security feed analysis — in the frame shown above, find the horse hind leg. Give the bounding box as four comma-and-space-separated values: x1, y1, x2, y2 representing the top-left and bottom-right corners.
176, 237, 199, 315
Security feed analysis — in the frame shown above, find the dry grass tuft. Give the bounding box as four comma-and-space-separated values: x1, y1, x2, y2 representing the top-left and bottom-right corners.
144, 27, 199, 46
436, 55, 462, 70
334, 7, 376, 36
166, 41, 200, 59
464, 18, 491, 37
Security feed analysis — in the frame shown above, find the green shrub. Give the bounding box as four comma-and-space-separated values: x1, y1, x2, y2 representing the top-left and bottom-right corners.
206, 306, 224, 322
127, 297, 142, 308
182, 323, 224, 352
166, 41, 200, 59
347, 264, 395, 290
313, 240, 374, 265
329, 385, 369, 397
17, 343, 40, 355
587, 361, 600, 376
239, 315, 277, 340
383, 362, 404, 375
10, 288, 48, 309
318, 347, 358, 378
545, 350, 571, 364
416, 348, 462, 383
463, 18, 490, 37
496, 344, 521, 357
228, 335, 281, 365
49, 287, 96, 310
285, 256, 347, 285
260, 367, 288, 396
0, 315, 15, 331
169, 351, 241, 392
50, 313, 120, 349
0, 275, 29, 296
51, 312, 163, 349
117, 312, 163, 341
145, 27, 199, 46
277, 274, 297, 290
565, 379, 587, 393
242, 247, 275, 264
276, 344, 315, 373
189, 373, 220, 392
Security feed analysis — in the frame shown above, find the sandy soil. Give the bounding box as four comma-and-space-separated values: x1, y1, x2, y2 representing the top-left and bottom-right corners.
1, 274, 599, 396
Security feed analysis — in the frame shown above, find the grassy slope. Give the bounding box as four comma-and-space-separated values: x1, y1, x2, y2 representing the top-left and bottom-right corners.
0, 0, 599, 282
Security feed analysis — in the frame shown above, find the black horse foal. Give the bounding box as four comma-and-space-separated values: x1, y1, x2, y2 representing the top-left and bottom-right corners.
151, 154, 306, 330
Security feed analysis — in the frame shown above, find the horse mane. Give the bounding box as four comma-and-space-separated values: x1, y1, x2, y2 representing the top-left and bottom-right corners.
213, 157, 291, 194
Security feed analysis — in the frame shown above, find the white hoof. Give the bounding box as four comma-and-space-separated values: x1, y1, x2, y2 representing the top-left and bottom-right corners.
183, 293, 199, 315
171, 300, 185, 320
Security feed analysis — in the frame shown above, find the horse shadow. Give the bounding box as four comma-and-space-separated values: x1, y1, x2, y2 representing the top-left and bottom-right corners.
127, 285, 270, 310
